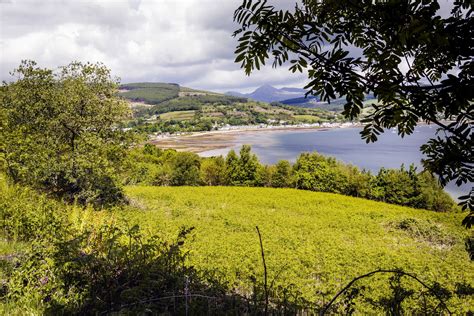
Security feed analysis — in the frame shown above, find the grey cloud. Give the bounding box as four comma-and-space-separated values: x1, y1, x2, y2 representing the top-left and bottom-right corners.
1, 0, 143, 38
0, 0, 454, 93
0, 0, 305, 91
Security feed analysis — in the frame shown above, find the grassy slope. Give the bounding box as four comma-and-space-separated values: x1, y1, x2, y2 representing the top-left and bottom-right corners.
119, 83, 180, 104
121, 186, 473, 309
120, 82, 337, 123
159, 110, 196, 121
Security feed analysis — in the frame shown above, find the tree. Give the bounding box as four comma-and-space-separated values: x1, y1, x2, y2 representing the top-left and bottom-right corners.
233, 0, 473, 227
0, 60, 131, 206
271, 160, 292, 188
225, 149, 241, 185
200, 156, 226, 186
224, 146, 261, 186
238, 145, 260, 186
293, 152, 347, 193
256, 164, 275, 187
170, 152, 201, 186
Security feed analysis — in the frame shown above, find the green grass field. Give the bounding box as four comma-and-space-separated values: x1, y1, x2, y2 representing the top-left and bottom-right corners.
1, 173, 473, 313
115, 186, 473, 311
119, 82, 180, 104
159, 110, 196, 121
294, 114, 320, 122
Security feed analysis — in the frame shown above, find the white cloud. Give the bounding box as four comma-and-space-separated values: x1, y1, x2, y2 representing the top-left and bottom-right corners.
1, 0, 275, 91
1, 0, 453, 92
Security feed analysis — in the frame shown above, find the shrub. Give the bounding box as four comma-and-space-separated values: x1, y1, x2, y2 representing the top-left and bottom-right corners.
0, 61, 132, 207
271, 160, 292, 188
200, 156, 226, 186
170, 152, 201, 186
293, 152, 348, 193
391, 218, 458, 248
0, 175, 67, 242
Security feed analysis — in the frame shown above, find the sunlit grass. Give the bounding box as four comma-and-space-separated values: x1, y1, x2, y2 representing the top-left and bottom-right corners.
115, 185, 473, 309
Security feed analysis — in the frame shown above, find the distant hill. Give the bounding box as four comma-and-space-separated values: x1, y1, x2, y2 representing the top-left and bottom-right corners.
226, 84, 378, 111
118, 82, 341, 133
120, 82, 181, 104
280, 96, 346, 111
280, 94, 377, 111
119, 82, 226, 105
226, 84, 308, 102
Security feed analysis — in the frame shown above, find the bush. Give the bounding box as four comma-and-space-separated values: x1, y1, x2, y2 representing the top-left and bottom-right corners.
2, 222, 215, 314
271, 160, 292, 188
391, 218, 458, 248
170, 152, 201, 186
293, 152, 348, 193
120, 145, 456, 213
0, 175, 67, 242
0, 61, 132, 207
200, 156, 226, 186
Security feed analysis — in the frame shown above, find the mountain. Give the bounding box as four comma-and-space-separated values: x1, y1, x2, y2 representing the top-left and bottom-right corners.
226, 84, 307, 102
280, 95, 345, 111
280, 94, 377, 111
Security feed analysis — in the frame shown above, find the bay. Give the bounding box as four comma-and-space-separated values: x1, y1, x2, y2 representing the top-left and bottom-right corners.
200, 125, 471, 199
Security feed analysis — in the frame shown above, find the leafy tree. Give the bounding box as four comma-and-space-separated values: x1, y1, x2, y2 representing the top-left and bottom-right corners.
233, 0, 473, 227
344, 167, 373, 198
293, 152, 347, 193
256, 164, 275, 187
271, 160, 292, 188
414, 171, 456, 212
151, 163, 174, 186
200, 156, 226, 186
238, 145, 260, 186
372, 167, 416, 205
170, 152, 201, 186
224, 146, 261, 186
370, 165, 454, 211
0, 61, 131, 206
143, 143, 163, 157
225, 149, 241, 185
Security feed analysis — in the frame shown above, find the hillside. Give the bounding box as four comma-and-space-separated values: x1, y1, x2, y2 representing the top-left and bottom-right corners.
119, 186, 473, 313
120, 82, 181, 104
226, 84, 378, 112
119, 82, 237, 107
2, 172, 472, 314
119, 82, 342, 134
226, 84, 307, 102
280, 94, 377, 111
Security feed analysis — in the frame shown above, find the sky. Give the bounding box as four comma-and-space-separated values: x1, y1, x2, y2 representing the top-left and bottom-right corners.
0, 0, 306, 93
0, 0, 455, 93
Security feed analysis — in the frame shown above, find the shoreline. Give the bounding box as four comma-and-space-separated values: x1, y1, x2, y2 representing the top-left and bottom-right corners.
150, 123, 361, 153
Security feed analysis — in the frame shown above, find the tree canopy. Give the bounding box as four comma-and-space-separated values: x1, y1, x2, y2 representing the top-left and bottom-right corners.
0, 61, 132, 206
233, 0, 473, 227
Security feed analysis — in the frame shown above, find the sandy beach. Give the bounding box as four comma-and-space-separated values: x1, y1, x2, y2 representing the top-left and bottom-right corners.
149, 124, 359, 152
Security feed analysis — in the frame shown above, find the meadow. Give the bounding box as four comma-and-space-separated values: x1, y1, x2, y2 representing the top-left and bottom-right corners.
159, 110, 197, 121
119, 82, 180, 104
115, 185, 473, 313
1, 172, 473, 314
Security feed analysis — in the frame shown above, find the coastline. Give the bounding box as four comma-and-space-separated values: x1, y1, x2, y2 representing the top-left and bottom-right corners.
149, 122, 362, 153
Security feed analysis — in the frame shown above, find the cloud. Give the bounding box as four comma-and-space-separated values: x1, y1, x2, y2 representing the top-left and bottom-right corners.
0, 0, 305, 92
0, 0, 454, 92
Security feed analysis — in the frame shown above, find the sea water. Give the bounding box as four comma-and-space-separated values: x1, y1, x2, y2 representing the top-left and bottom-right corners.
200, 125, 471, 199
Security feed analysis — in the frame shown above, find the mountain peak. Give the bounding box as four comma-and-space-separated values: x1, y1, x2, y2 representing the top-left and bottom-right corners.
255, 84, 277, 92
226, 84, 308, 103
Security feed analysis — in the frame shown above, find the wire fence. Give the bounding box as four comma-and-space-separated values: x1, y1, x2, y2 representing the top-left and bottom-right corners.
100, 275, 310, 315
